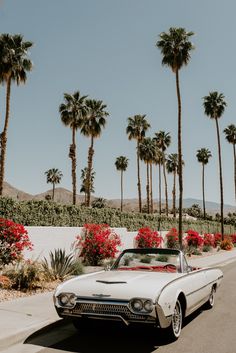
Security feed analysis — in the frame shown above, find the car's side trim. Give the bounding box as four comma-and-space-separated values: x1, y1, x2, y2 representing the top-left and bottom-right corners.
186, 279, 217, 297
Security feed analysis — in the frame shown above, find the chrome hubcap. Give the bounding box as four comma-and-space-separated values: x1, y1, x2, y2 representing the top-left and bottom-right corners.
172, 301, 182, 335
209, 289, 214, 306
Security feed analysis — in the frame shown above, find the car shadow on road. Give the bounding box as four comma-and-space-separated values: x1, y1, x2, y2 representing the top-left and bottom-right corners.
25, 310, 204, 353
24, 319, 173, 352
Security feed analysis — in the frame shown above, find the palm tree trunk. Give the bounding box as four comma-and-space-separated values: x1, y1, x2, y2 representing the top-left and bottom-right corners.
173, 171, 176, 218
146, 163, 150, 214
71, 127, 77, 205
162, 154, 169, 216
52, 182, 55, 201
86, 136, 94, 207
158, 163, 162, 215
202, 164, 206, 219
0, 76, 11, 196
121, 170, 123, 212
150, 163, 153, 213
233, 143, 236, 202
137, 140, 142, 212
215, 118, 224, 239
176, 69, 183, 248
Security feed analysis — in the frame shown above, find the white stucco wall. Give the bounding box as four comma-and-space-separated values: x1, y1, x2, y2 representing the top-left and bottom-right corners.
23, 226, 168, 260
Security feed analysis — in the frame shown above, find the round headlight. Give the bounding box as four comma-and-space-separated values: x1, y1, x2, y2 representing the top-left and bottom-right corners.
132, 299, 143, 312
59, 294, 69, 306
58, 293, 76, 307
68, 294, 76, 306
143, 300, 153, 312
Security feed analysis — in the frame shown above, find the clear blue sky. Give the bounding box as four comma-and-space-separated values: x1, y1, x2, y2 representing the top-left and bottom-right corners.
0, 0, 235, 206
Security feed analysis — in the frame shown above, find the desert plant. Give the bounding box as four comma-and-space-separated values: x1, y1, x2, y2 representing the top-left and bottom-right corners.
42, 248, 83, 281
3, 259, 42, 290
0, 275, 12, 289
140, 255, 152, 264
220, 237, 233, 251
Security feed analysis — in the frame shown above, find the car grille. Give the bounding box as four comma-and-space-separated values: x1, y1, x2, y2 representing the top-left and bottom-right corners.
70, 301, 155, 323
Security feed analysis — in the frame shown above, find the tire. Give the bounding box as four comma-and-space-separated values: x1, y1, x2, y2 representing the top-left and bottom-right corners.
165, 299, 183, 340
205, 286, 215, 309
72, 318, 90, 331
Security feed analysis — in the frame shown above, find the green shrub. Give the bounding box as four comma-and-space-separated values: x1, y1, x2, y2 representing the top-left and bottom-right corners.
42, 249, 83, 281
156, 255, 168, 262
140, 255, 152, 264
202, 245, 211, 252
0, 197, 234, 234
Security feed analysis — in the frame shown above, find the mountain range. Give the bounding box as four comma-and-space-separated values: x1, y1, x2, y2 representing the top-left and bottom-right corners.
2, 182, 235, 214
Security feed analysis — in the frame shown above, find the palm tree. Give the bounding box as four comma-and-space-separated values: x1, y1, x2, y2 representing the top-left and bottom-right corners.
156, 27, 194, 248
80, 99, 109, 207
115, 156, 129, 212
80, 167, 95, 204
126, 115, 150, 213
166, 153, 178, 218
139, 137, 156, 214
153, 146, 163, 215
154, 131, 171, 216
203, 91, 227, 239
0, 34, 33, 195
45, 168, 63, 201
223, 124, 236, 201
196, 148, 212, 219
59, 91, 87, 205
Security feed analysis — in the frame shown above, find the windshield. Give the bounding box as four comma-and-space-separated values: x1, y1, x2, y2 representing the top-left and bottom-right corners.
113, 248, 181, 273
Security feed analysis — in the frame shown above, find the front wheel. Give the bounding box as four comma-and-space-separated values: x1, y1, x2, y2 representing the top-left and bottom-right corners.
165, 299, 182, 340
205, 286, 215, 309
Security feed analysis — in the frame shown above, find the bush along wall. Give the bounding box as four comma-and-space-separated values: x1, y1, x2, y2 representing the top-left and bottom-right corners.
0, 197, 235, 234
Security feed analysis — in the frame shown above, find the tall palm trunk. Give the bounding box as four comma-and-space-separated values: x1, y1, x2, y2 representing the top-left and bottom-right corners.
70, 127, 77, 205
176, 69, 183, 248
120, 170, 123, 212
52, 182, 55, 201
150, 164, 153, 213
146, 163, 150, 214
173, 170, 176, 218
215, 118, 224, 239
86, 136, 94, 207
0, 75, 11, 196
158, 163, 162, 215
137, 140, 142, 212
202, 164, 206, 219
233, 143, 236, 202
162, 155, 169, 216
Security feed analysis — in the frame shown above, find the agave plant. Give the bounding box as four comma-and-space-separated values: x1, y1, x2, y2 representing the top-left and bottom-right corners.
42, 248, 83, 281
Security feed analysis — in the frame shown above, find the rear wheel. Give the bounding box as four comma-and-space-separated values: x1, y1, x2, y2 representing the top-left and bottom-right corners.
166, 299, 182, 340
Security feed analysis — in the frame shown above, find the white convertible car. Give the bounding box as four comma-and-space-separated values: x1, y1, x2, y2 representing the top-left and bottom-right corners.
54, 248, 223, 340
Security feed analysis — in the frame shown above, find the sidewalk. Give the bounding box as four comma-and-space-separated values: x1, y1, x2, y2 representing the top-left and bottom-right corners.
0, 248, 236, 351
0, 292, 59, 351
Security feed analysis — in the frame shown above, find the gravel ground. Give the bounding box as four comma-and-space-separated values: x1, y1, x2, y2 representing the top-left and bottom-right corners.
0, 266, 103, 303
0, 281, 59, 302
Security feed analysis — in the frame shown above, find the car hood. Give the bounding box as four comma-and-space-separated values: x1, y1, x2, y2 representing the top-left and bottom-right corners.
55, 270, 183, 301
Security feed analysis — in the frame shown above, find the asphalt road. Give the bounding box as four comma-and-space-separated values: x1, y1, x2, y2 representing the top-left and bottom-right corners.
3, 263, 236, 353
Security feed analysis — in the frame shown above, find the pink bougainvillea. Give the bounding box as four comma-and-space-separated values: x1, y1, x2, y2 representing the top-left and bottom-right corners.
76, 224, 121, 266
135, 227, 163, 248
0, 218, 33, 267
